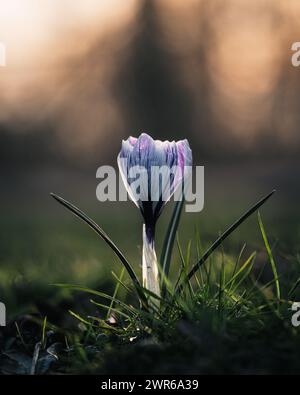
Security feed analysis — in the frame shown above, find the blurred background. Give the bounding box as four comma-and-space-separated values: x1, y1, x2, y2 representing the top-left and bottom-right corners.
0, 0, 300, 319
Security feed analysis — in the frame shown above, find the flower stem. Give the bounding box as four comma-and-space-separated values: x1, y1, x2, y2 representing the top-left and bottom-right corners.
142, 224, 161, 305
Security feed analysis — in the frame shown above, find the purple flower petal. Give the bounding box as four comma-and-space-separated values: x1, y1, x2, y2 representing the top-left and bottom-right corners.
118, 132, 192, 225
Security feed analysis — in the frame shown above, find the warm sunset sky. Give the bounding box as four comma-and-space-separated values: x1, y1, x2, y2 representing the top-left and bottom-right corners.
0, 0, 299, 156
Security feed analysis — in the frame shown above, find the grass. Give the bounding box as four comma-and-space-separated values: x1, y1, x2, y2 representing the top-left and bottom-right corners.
1, 191, 300, 374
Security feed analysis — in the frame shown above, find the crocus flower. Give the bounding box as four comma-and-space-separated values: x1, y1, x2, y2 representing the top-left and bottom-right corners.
118, 133, 192, 300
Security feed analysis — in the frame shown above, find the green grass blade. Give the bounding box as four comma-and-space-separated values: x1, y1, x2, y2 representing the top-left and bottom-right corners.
87, 316, 123, 332
90, 300, 131, 320
53, 283, 138, 315
226, 251, 256, 290
69, 310, 120, 332
139, 286, 174, 309
50, 193, 147, 307
195, 227, 204, 288
176, 237, 193, 297
218, 244, 226, 311
107, 268, 125, 319
111, 271, 133, 294
258, 211, 281, 300
69, 310, 93, 326
229, 243, 246, 290
160, 198, 184, 295
175, 190, 276, 295
41, 316, 47, 349
156, 261, 174, 298
15, 322, 29, 352
229, 258, 255, 295
289, 277, 300, 297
